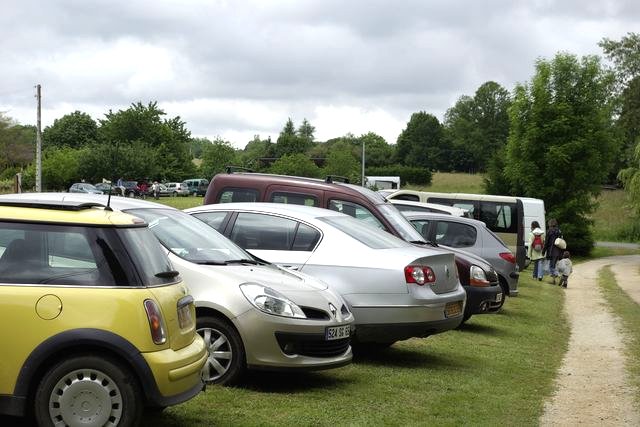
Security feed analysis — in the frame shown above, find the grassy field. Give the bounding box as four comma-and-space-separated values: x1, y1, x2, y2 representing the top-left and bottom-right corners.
145, 275, 568, 426
598, 266, 640, 410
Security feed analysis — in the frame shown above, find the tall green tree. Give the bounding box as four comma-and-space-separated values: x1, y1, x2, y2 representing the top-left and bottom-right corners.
395, 112, 450, 171
43, 111, 98, 149
359, 132, 394, 167
444, 81, 511, 172
274, 118, 313, 157
600, 33, 640, 191
495, 53, 618, 254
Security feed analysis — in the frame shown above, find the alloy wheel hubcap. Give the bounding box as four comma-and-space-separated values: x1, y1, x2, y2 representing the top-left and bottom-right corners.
197, 327, 233, 382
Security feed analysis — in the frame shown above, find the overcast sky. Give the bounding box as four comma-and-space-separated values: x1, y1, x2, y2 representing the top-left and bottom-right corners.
0, 0, 637, 148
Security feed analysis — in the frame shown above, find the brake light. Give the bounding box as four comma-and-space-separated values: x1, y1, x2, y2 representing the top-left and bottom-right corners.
404, 265, 436, 285
499, 252, 516, 264
144, 299, 167, 345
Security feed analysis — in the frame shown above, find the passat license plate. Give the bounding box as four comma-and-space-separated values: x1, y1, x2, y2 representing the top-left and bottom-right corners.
445, 301, 463, 318
326, 325, 351, 341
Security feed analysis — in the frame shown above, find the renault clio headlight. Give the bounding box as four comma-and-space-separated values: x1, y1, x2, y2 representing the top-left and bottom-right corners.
240, 283, 306, 318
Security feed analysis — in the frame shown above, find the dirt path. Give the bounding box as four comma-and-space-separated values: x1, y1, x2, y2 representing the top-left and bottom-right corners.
540, 255, 640, 426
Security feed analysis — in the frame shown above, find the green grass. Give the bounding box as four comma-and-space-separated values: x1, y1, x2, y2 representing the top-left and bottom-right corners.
146, 276, 569, 426
591, 190, 639, 242
408, 172, 487, 194
154, 196, 203, 210
597, 266, 640, 410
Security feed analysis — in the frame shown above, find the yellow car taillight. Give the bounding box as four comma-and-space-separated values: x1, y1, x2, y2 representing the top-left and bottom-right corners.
144, 299, 167, 345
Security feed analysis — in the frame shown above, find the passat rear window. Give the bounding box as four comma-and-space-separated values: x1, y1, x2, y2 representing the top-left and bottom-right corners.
319, 216, 410, 249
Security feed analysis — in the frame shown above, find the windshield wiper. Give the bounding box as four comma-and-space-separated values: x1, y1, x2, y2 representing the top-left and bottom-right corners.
410, 240, 439, 247
224, 258, 260, 265
193, 260, 228, 265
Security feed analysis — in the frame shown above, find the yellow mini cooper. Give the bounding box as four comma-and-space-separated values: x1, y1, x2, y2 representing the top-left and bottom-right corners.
0, 198, 207, 426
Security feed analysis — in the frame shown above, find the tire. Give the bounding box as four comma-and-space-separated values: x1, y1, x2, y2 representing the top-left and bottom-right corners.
496, 280, 508, 310
34, 354, 142, 427
197, 316, 245, 385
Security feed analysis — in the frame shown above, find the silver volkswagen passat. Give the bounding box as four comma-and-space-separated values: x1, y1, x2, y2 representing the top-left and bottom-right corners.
186, 203, 467, 347
0, 193, 354, 385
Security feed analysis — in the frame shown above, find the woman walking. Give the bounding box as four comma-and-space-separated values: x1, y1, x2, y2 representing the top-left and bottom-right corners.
544, 218, 563, 284
528, 221, 546, 281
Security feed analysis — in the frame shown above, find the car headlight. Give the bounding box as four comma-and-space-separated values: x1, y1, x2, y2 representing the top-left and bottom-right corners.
469, 265, 490, 287
240, 283, 306, 318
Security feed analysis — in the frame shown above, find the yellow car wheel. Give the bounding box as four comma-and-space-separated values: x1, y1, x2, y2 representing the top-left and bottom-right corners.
35, 354, 142, 427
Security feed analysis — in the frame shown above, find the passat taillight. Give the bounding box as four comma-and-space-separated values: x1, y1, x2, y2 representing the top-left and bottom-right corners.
144, 299, 167, 345
499, 252, 516, 264
404, 265, 436, 285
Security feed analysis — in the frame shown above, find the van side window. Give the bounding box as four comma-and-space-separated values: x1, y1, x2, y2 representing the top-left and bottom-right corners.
270, 192, 318, 206
480, 201, 516, 233
231, 213, 319, 252
328, 200, 384, 230
218, 188, 259, 203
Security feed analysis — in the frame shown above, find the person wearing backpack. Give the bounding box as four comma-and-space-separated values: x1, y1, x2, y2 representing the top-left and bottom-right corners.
543, 218, 563, 284
528, 221, 545, 281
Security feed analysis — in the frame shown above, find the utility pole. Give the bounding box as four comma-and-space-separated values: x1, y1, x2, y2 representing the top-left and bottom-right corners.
35, 84, 42, 192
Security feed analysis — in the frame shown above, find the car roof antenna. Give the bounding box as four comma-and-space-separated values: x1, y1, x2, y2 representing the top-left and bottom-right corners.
105, 143, 119, 212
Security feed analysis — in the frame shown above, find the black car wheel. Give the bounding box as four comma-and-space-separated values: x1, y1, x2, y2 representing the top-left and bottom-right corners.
197, 316, 245, 385
34, 354, 142, 427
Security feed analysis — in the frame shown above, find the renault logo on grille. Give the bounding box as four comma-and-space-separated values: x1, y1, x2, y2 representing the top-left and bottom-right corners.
329, 303, 337, 319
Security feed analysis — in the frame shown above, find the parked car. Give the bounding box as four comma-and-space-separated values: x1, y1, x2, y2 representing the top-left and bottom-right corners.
203, 172, 506, 320
402, 212, 519, 296
187, 202, 467, 344
68, 182, 103, 194
165, 182, 189, 197
388, 199, 470, 217
182, 178, 209, 197
0, 196, 206, 426
93, 182, 118, 194
123, 180, 144, 197
8, 193, 355, 385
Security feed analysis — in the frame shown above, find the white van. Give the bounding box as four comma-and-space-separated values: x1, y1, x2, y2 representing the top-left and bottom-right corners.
386, 190, 545, 270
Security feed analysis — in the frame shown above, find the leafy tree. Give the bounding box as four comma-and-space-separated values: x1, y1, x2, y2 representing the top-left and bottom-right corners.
43, 111, 98, 149
600, 33, 640, 190
359, 132, 394, 167
323, 141, 361, 183
98, 102, 194, 181
268, 153, 322, 178
444, 81, 511, 172
395, 112, 451, 171
297, 118, 315, 145
200, 139, 238, 178
496, 53, 617, 254
274, 118, 312, 157
22, 147, 86, 191
0, 114, 35, 179
189, 137, 211, 159
239, 135, 272, 170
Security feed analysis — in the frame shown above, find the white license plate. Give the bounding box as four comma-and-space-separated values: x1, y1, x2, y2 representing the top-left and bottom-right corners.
495, 293, 503, 303
445, 301, 462, 318
178, 304, 194, 329
326, 325, 350, 341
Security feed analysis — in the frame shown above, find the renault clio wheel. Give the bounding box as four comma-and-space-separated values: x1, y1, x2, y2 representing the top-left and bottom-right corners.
197, 316, 245, 385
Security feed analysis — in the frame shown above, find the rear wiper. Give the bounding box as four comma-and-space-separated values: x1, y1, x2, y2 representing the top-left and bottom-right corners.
224, 258, 260, 265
